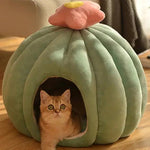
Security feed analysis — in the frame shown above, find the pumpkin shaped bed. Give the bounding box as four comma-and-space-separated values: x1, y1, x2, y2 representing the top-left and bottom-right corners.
2, 1, 147, 147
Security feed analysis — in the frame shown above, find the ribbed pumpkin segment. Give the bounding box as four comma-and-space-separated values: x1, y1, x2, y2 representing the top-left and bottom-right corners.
59, 31, 98, 147
92, 24, 147, 118
81, 29, 127, 144
88, 27, 142, 137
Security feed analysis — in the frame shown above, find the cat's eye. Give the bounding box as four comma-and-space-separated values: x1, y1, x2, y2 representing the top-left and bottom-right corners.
48, 104, 54, 110
60, 104, 66, 110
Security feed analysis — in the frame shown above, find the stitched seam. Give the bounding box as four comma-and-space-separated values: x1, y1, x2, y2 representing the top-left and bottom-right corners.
80, 29, 98, 144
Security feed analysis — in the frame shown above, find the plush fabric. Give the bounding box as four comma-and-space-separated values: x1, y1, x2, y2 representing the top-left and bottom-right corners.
2, 23, 147, 146
49, 1, 105, 30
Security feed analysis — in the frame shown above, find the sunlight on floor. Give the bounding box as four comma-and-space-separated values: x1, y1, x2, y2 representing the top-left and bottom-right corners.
0, 37, 24, 51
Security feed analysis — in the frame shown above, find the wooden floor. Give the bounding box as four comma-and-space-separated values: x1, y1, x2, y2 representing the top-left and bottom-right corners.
0, 37, 150, 150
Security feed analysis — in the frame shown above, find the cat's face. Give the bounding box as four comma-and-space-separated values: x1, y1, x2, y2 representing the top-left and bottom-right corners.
40, 89, 72, 123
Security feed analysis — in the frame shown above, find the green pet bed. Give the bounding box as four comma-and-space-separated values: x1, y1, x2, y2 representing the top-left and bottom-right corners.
2, 1, 147, 147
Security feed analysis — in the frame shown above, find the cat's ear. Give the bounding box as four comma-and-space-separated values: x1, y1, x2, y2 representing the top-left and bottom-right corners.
61, 89, 71, 103
40, 90, 49, 104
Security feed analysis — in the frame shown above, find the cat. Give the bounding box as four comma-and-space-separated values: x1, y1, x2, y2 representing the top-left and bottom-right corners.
39, 89, 81, 150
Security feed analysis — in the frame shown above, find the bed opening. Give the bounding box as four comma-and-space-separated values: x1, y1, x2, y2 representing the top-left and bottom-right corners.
34, 77, 87, 137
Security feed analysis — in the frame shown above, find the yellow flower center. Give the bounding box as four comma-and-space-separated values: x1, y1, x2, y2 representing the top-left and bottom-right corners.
64, 1, 84, 8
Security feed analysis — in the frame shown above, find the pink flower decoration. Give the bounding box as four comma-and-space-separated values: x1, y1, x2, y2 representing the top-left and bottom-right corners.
48, 1, 105, 30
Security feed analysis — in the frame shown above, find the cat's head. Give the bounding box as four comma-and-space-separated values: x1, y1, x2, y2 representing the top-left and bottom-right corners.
40, 89, 72, 123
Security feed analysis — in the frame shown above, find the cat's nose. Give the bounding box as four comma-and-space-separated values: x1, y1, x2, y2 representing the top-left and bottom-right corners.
55, 109, 60, 113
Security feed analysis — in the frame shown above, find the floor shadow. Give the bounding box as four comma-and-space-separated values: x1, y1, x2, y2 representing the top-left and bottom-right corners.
0, 49, 14, 94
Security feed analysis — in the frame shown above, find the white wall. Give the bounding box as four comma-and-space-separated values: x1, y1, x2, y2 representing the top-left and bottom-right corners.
135, 0, 150, 38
